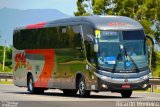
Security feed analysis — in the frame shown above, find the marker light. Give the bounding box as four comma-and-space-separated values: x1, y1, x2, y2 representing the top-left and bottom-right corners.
140, 75, 149, 80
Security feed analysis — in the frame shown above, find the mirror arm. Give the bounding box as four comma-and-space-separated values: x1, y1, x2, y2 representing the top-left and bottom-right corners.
146, 35, 154, 51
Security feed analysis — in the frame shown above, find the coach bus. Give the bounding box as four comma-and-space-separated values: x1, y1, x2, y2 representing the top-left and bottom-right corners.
13, 16, 153, 98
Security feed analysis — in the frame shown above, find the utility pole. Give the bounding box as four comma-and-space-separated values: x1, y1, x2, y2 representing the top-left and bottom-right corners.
2, 40, 6, 72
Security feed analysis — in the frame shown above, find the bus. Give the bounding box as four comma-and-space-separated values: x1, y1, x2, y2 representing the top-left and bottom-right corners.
13, 16, 152, 98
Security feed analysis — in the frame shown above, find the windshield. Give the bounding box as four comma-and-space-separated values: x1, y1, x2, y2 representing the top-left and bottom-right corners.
97, 30, 148, 72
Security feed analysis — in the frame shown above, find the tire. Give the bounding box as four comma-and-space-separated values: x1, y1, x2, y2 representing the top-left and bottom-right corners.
63, 89, 77, 96
121, 90, 132, 98
78, 78, 90, 97
27, 75, 44, 94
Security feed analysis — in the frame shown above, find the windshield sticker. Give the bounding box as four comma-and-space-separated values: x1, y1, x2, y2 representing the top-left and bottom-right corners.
105, 56, 116, 64
126, 61, 131, 67
95, 30, 101, 38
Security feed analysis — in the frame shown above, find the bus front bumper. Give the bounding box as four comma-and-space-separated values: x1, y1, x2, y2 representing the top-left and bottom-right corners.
94, 72, 149, 91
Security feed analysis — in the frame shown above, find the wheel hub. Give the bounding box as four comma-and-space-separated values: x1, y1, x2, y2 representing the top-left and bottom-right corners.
79, 81, 85, 94
29, 79, 33, 91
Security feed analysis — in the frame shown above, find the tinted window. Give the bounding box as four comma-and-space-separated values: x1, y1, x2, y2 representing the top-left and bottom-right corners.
13, 27, 59, 49
13, 30, 21, 49
72, 25, 84, 59
83, 25, 96, 63
123, 30, 145, 40
57, 27, 69, 48
13, 26, 83, 50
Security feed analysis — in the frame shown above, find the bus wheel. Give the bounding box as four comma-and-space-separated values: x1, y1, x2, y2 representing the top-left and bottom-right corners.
27, 75, 35, 93
27, 75, 44, 94
121, 90, 132, 98
78, 78, 90, 97
63, 89, 77, 96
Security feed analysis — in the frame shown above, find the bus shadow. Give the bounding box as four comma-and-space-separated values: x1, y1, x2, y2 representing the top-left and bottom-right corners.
5, 91, 141, 99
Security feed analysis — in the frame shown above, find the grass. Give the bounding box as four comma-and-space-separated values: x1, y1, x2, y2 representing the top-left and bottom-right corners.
0, 72, 13, 74
147, 87, 160, 93
153, 88, 160, 93
135, 87, 160, 93
0, 81, 13, 84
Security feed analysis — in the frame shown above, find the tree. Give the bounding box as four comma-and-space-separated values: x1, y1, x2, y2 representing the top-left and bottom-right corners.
74, 0, 89, 16
74, 0, 113, 15
0, 45, 12, 72
92, 0, 106, 15
5, 45, 12, 69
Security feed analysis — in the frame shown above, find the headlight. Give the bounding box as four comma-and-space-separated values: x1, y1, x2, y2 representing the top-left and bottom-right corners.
101, 75, 112, 80
149, 72, 152, 78
140, 75, 149, 80
94, 72, 112, 80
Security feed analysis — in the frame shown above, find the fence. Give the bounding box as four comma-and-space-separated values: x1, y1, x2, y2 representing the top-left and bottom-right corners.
149, 78, 160, 92
0, 73, 13, 82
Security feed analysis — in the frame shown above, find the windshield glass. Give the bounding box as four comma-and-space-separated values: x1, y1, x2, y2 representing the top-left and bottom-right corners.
97, 30, 148, 72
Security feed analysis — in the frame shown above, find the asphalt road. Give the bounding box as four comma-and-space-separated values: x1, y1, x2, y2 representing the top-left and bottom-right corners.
0, 84, 160, 107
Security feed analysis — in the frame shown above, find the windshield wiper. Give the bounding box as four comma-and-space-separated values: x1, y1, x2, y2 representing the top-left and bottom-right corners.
123, 47, 140, 72
112, 45, 140, 73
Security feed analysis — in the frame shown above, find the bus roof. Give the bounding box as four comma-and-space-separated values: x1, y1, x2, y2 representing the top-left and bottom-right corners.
15, 15, 143, 30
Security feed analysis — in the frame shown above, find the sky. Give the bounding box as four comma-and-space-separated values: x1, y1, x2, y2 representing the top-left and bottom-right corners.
0, 0, 77, 15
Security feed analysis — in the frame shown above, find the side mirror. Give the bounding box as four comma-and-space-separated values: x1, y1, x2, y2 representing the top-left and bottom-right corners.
146, 35, 154, 46
94, 44, 98, 52
146, 35, 154, 76
146, 35, 154, 52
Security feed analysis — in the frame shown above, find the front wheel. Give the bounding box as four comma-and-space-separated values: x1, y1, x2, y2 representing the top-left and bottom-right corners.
78, 78, 90, 97
121, 90, 132, 98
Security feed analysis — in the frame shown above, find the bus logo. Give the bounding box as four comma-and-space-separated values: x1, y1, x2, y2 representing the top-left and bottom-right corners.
108, 22, 131, 27
14, 52, 32, 71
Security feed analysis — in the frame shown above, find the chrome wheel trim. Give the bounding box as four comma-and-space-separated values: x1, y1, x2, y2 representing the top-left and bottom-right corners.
29, 79, 33, 91
79, 81, 85, 95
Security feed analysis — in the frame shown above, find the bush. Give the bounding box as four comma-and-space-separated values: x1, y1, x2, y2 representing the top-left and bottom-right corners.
0, 64, 12, 72
152, 52, 160, 77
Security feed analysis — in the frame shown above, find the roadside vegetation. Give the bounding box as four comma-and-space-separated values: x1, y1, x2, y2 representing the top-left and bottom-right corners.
0, 46, 12, 73
0, 81, 13, 84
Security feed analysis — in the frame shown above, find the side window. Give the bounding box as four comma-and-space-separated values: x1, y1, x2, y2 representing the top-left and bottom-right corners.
47, 27, 58, 48
68, 25, 82, 48
14, 27, 59, 49
83, 25, 96, 64
69, 25, 84, 59
58, 27, 69, 48
20, 30, 29, 49
36, 28, 58, 49
13, 30, 21, 49
63, 27, 69, 48
17, 29, 35, 49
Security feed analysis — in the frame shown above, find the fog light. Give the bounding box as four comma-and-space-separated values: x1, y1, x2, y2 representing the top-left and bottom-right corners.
142, 84, 147, 88
102, 84, 108, 89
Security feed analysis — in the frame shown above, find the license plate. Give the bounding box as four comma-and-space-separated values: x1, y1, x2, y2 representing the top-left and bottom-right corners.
122, 84, 131, 89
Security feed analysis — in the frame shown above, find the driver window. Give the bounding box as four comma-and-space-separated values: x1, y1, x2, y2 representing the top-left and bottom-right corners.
83, 25, 96, 65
